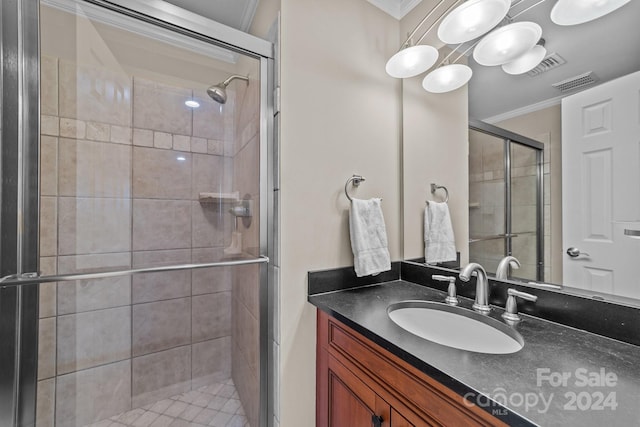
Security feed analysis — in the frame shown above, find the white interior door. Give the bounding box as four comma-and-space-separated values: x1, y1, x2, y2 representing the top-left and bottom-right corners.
562, 71, 640, 298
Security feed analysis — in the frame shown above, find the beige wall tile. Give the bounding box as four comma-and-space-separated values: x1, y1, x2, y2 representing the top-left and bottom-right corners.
233, 138, 259, 198
132, 199, 191, 251
192, 337, 231, 388
57, 306, 131, 374
191, 137, 207, 154
59, 118, 86, 139
59, 138, 132, 198
153, 131, 173, 149
192, 89, 232, 141
133, 77, 191, 135
41, 115, 59, 136
133, 128, 153, 147
40, 136, 58, 197
56, 360, 131, 426
232, 296, 258, 374
192, 248, 232, 295
132, 249, 191, 304
41, 56, 58, 116
234, 264, 259, 318
40, 197, 57, 257
86, 122, 110, 142
57, 253, 131, 314
173, 135, 191, 152
131, 345, 191, 408
39, 257, 57, 318
36, 378, 55, 427
132, 147, 191, 199
191, 202, 229, 248
232, 341, 259, 427
132, 297, 190, 356
38, 318, 56, 380
192, 153, 230, 199
111, 125, 132, 145
59, 60, 132, 126
207, 140, 224, 156
192, 292, 231, 343
58, 197, 131, 255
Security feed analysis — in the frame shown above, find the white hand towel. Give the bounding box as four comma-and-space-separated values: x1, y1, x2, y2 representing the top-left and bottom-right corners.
349, 198, 391, 277
424, 202, 456, 264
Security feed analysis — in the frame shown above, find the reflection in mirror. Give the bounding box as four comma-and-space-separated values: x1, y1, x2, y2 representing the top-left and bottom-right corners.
466, 1, 640, 302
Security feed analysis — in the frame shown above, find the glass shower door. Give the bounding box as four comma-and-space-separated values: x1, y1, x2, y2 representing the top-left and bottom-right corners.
510, 142, 542, 281
30, 1, 269, 426
469, 123, 544, 281
468, 129, 507, 276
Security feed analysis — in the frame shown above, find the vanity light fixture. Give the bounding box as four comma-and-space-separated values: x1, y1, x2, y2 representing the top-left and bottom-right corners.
385, 0, 463, 79
437, 0, 511, 44
550, 0, 631, 26
473, 21, 542, 66
422, 63, 473, 93
385, 45, 439, 78
501, 39, 547, 75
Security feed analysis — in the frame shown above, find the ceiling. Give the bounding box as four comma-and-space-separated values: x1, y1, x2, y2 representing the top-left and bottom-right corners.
467, 0, 640, 121
162, 0, 259, 32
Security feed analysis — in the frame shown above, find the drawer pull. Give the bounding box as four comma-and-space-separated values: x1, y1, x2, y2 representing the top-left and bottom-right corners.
372, 414, 383, 427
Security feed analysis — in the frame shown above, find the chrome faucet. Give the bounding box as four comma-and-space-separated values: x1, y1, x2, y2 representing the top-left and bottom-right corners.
495, 256, 521, 280
459, 263, 491, 313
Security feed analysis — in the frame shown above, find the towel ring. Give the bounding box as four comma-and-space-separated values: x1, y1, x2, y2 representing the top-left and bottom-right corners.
428, 183, 449, 203
345, 175, 365, 202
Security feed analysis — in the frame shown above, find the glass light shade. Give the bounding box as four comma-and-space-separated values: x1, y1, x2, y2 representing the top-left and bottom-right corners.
473, 22, 542, 66
437, 0, 511, 44
501, 45, 547, 75
422, 64, 473, 93
385, 45, 439, 78
551, 0, 631, 26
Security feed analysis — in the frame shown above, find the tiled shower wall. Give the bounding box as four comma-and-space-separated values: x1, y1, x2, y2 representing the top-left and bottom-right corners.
230, 76, 261, 427
36, 56, 259, 426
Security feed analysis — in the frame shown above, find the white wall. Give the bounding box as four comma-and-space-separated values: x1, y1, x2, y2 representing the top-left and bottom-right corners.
400, 3, 470, 262
279, 0, 402, 424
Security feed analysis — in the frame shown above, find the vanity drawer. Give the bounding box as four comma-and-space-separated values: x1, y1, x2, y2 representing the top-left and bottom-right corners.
318, 310, 506, 427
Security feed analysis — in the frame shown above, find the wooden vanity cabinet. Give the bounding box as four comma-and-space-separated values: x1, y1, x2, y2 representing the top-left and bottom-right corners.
316, 310, 507, 427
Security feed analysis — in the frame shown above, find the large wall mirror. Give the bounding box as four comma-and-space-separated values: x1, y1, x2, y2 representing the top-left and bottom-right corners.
403, 0, 640, 307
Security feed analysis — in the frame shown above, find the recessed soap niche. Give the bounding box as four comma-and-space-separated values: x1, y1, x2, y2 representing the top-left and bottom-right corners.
199, 191, 253, 255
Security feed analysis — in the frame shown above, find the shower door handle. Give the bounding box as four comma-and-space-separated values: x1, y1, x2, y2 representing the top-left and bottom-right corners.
566, 247, 590, 258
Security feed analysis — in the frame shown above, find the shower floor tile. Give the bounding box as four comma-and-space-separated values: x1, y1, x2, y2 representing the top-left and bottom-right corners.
87, 378, 249, 427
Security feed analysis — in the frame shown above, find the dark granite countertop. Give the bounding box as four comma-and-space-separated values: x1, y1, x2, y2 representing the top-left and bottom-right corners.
309, 280, 640, 427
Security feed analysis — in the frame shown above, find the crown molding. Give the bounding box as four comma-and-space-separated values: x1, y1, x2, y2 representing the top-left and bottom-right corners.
367, 0, 424, 20
41, 0, 237, 64
480, 95, 564, 124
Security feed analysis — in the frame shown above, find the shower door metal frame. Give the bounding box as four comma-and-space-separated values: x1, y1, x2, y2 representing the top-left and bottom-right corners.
1, 0, 41, 426
0, 1, 277, 426
469, 119, 545, 280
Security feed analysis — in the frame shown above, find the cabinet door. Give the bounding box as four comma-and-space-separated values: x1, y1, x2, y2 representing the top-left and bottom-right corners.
326, 352, 390, 427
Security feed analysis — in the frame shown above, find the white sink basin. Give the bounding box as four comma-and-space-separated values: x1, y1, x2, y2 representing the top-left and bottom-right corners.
387, 301, 524, 354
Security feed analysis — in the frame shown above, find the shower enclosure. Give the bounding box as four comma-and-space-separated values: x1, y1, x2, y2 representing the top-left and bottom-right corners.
0, 1, 275, 426
468, 120, 544, 281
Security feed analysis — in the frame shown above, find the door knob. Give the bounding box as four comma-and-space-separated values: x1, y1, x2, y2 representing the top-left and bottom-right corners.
566, 247, 590, 258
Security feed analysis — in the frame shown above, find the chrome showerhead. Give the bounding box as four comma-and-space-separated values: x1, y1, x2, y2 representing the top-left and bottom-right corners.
206, 74, 249, 104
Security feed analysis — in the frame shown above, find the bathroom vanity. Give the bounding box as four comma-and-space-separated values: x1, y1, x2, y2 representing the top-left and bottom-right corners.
309, 262, 640, 426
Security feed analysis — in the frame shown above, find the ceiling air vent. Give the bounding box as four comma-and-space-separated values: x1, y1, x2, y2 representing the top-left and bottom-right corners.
552, 71, 599, 92
527, 53, 566, 77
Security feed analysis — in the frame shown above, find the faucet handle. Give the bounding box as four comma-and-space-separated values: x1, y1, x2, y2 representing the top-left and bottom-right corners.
432, 275, 458, 306
502, 288, 538, 323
